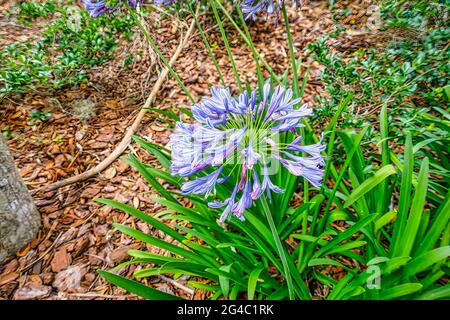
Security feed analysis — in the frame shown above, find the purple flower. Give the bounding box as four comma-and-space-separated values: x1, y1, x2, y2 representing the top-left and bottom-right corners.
153, 0, 177, 6
171, 82, 324, 222
181, 165, 224, 197
242, 142, 261, 170
82, 0, 110, 17
262, 163, 284, 194
287, 134, 326, 157
231, 182, 253, 220
241, 0, 302, 22
209, 185, 239, 222
251, 171, 262, 200
242, 0, 275, 21
81, 0, 142, 17
127, 0, 141, 9
209, 127, 247, 166
275, 155, 324, 187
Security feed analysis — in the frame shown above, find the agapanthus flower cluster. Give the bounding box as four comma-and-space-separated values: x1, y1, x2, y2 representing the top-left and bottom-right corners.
153, 0, 178, 6
170, 83, 325, 222
242, 0, 301, 21
81, 0, 142, 17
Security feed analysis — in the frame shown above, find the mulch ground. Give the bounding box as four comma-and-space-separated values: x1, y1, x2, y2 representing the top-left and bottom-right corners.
0, 0, 373, 300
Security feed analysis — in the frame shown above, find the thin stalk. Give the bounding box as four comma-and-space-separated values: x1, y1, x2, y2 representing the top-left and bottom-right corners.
131, 8, 195, 103
235, 4, 264, 94
281, 6, 315, 138
281, 3, 299, 102
187, 3, 226, 86
379, 104, 390, 214
281, 4, 311, 208
260, 195, 295, 300
209, 0, 243, 91
214, 0, 281, 85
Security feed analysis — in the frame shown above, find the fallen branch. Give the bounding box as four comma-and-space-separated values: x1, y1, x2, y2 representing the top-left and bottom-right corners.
40, 16, 196, 193
159, 275, 195, 297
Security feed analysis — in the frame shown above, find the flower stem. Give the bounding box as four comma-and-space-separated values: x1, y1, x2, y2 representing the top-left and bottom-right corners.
214, 0, 281, 85
209, 0, 243, 92
187, 3, 226, 86
131, 7, 195, 103
235, 3, 264, 95
260, 195, 295, 300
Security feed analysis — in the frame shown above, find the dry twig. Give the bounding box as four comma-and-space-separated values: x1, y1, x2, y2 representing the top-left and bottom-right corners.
39, 16, 197, 192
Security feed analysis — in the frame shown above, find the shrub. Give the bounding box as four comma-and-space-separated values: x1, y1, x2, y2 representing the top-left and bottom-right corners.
0, 1, 135, 99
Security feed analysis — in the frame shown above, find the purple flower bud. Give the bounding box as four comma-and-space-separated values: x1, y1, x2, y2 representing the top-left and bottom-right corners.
82, 0, 109, 18
276, 155, 324, 187
181, 165, 224, 197
251, 171, 262, 200
81, 0, 142, 17
232, 182, 253, 219
287, 133, 326, 157
241, 1, 301, 23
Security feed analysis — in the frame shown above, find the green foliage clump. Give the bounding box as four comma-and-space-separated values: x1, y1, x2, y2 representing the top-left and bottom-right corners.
29, 109, 52, 123
0, 1, 136, 99
14, 0, 59, 25
308, 0, 449, 206
97, 104, 450, 300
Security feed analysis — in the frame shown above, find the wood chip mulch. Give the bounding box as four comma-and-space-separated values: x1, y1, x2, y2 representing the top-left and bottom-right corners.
0, 0, 374, 300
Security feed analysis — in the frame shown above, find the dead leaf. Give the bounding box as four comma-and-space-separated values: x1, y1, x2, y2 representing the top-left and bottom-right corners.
53, 266, 81, 291
116, 160, 129, 173
16, 244, 31, 257
103, 167, 116, 180
13, 283, 52, 300
151, 125, 166, 132
0, 272, 19, 286
133, 196, 140, 209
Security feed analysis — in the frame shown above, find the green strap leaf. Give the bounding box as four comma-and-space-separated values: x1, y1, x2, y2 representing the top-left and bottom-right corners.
375, 210, 397, 233
416, 284, 450, 300
95, 198, 186, 243
380, 283, 423, 300
344, 165, 397, 208
308, 258, 347, 269
314, 214, 378, 258
98, 270, 183, 300
416, 192, 450, 255
397, 157, 430, 257
391, 133, 414, 256
248, 268, 264, 300
219, 264, 232, 299
404, 246, 450, 278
